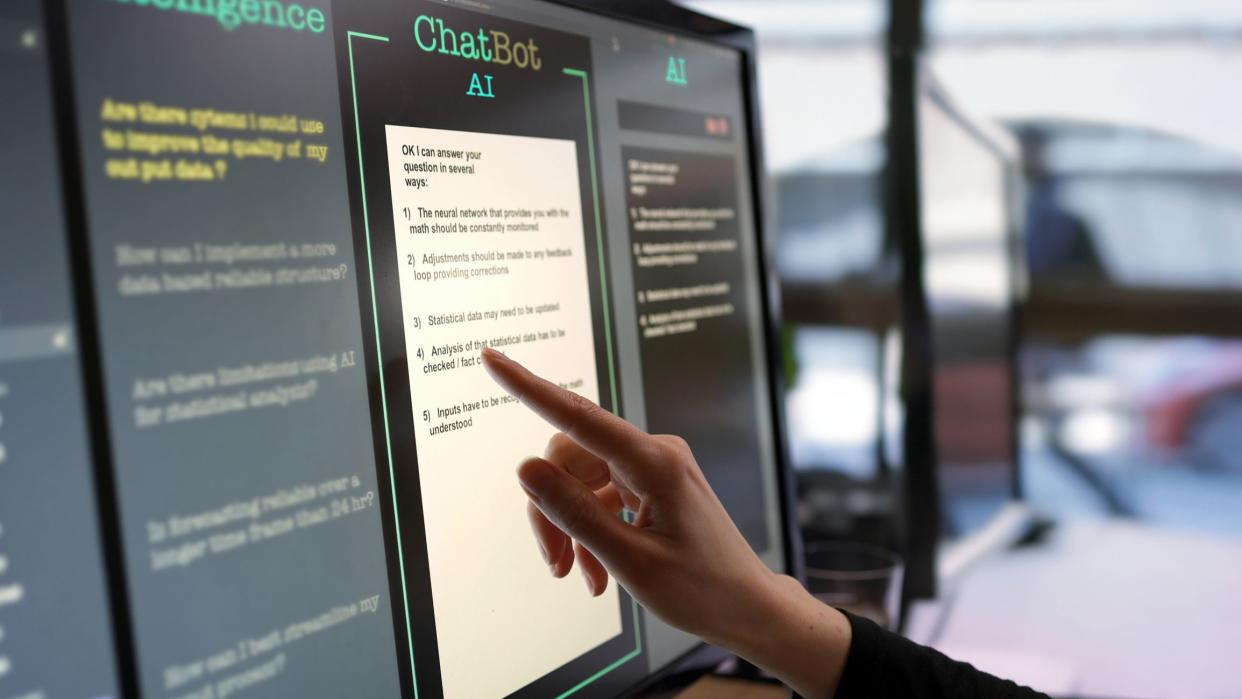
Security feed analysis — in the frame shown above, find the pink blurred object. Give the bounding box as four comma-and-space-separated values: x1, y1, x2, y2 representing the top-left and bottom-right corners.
1144, 344, 1242, 453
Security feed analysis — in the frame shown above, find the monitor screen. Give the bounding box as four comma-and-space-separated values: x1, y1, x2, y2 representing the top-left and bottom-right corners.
2, 0, 790, 697
916, 78, 1022, 539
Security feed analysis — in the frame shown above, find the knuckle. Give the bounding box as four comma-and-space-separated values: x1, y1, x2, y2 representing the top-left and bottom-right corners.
545, 432, 572, 460
661, 435, 691, 454
651, 439, 709, 492
637, 440, 668, 466
652, 435, 692, 467
556, 491, 596, 533
569, 392, 604, 422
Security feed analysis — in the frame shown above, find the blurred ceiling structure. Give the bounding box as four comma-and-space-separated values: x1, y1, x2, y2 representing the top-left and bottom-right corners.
683, 0, 1242, 162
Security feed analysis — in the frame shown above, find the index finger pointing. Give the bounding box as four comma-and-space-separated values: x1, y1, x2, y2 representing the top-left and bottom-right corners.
481, 348, 651, 467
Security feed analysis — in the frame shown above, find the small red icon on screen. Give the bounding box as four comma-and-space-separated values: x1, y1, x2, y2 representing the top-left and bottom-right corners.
704, 116, 730, 137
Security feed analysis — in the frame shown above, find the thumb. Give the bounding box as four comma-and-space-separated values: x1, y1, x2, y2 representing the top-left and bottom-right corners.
517, 457, 639, 569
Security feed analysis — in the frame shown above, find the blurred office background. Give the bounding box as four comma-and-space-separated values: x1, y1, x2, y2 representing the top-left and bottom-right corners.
684, 1, 1241, 696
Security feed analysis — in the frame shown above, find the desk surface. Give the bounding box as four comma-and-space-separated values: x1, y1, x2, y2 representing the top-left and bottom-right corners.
908, 518, 1242, 698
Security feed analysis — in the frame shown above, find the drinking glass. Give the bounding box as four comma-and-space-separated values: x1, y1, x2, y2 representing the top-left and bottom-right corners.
803, 542, 904, 631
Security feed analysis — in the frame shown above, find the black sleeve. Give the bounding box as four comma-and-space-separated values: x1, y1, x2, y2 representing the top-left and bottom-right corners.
833, 610, 1050, 699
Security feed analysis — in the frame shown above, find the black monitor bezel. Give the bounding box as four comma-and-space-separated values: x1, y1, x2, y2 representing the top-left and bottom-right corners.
892, 59, 1027, 604
915, 66, 1025, 519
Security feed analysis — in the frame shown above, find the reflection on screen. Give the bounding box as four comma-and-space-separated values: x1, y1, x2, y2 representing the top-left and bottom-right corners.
11, 0, 789, 696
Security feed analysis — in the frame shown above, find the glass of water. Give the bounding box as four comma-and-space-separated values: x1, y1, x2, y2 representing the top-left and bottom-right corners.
803, 542, 904, 631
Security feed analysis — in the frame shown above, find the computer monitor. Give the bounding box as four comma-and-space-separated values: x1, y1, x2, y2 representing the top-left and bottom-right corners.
0, 2, 122, 697
915, 71, 1030, 582
3, 0, 796, 696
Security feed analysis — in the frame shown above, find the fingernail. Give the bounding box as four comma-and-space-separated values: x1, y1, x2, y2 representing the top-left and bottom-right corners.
517, 458, 557, 500
481, 347, 508, 364
580, 566, 595, 595
537, 539, 551, 566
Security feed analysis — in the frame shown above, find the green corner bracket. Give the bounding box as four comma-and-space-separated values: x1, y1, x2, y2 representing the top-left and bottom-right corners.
346, 29, 421, 699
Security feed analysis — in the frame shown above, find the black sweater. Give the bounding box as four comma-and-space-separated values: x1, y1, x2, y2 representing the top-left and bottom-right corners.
834, 611, 1051, 698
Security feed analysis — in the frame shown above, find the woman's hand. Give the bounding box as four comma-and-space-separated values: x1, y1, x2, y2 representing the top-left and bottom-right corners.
481, 348, 851, 698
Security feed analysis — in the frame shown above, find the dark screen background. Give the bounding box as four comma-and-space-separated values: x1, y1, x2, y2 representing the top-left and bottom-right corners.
623, 146, 771, 549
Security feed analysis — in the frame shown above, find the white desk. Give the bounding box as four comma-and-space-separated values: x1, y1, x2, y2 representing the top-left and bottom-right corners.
908, 518, 1242, 698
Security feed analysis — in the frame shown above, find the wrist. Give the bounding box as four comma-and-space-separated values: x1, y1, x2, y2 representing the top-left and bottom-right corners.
724, 572, 815, 660
719, 573, 852, 699
696, 568, 789, 654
